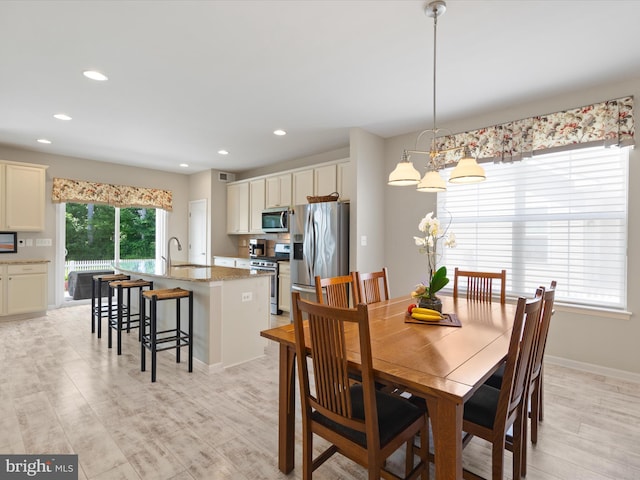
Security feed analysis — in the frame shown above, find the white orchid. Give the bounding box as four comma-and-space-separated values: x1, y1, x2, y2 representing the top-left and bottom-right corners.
414, 212, 456, 299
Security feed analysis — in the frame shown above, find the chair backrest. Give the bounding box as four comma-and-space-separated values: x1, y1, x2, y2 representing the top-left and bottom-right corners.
495, 289, 543, 431
453, 268, 507, 304
291, 292, 379, 442
530, 281, 557, 381
314, 273, 359, 308
355, 268, 390, 304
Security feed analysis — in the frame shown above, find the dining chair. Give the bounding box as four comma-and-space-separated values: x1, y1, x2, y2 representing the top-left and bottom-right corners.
485, 282, 557, 447
453, 268, 507, 304
355, 267, 391, 305
460, 289, 543, 480
314, 273, 359, 308
291, 292, 429, 480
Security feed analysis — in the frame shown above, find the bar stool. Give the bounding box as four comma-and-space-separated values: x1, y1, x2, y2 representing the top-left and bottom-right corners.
91, 273, 130, 338
140, 287, 193, 382
108, 278, 154, 355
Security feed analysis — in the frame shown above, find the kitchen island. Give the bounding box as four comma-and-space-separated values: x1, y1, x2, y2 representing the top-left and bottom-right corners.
115, 260, 271, 370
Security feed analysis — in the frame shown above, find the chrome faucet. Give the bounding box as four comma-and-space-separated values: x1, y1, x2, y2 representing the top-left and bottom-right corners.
165, 236, 182, 272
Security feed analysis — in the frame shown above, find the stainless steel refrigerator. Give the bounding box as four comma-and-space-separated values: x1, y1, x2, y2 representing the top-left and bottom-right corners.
290, 201, 350, 303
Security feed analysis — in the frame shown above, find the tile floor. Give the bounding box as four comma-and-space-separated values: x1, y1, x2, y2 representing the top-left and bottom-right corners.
1, 305, 639, 479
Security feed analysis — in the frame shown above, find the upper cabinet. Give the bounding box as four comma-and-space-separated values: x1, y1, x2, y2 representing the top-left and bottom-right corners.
249, 179, 265, 233
337, 161, 353, 201
226, 159, 351, 234
292, 169, 314, 206
0, 161, 47, 231
266, 174, 292, 208
226, 181, 249, 234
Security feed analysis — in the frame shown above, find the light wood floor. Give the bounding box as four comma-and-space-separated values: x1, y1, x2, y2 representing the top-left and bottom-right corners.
1, 304, 639, 480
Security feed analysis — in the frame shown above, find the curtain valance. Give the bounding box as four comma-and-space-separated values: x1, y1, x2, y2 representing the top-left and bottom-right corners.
435, 96, 634, 165
51, 178, 173, 211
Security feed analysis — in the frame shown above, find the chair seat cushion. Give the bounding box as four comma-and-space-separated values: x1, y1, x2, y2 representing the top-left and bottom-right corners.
484, 362, 505, 389
464, 384, 500, 429
312, 383, 424, 448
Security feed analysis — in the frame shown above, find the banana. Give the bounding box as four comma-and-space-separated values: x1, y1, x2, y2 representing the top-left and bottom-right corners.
411, 312, 442, 322
411, 307, 443, 317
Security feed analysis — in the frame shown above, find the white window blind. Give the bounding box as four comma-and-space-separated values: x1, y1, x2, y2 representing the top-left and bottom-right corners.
438, 146, 629, 309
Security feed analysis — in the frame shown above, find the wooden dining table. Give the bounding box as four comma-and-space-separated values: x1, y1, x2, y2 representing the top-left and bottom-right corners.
260, 295, 517, 480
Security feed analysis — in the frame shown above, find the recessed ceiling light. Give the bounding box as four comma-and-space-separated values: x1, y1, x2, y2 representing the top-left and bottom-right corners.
53, 113, 72, 121
273, 129, 287, 136
83, 70, 108, 81
179, 163, 189, 168
37, 138, 52, 144
218, 150, 229, 155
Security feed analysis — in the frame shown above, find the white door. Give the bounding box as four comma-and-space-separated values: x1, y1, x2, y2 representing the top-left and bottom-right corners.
188, 199, 208, 265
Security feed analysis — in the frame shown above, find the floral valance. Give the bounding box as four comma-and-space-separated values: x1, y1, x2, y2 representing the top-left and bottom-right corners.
51, 178, 173, 211
435, 96, 634, 165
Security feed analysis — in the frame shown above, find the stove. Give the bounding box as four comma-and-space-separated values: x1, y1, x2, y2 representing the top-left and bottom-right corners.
249, 243, 290, 315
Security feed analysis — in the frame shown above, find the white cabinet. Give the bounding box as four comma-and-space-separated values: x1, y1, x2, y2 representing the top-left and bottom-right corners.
337, 161, 353, 201
314, 164, 337, 197
293, 164, 341, 206
266, 174, 292, 208
226, 182, 249, 234
214, 257, 251, 269
0, 162, 47, 231
278, 262, 291, 313
1, 262, 48, 316
214, 256, 236, 267
235, 259, 252, 270
293, 169, 314, 206
249, 179, 265, 233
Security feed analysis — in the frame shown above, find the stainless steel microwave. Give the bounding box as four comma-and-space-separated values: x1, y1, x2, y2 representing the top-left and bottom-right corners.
261, 206, 290, 233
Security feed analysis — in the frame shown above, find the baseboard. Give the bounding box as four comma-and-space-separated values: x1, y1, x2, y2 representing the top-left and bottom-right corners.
545, 354, 640, 384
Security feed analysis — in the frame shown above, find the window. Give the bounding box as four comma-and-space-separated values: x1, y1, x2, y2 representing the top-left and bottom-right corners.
439, 146, 629, 309
65, 203, 156, 265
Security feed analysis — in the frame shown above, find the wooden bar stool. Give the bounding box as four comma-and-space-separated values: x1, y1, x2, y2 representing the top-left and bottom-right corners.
108, 278, 154, 355
91, 273, 130, 338
140, 287, 193, 382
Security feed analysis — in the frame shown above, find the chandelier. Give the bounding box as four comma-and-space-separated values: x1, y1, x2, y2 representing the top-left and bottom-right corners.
388, 0, 486, 192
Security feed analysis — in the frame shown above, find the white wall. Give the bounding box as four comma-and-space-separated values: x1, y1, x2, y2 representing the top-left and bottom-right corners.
0, 145, 191, 307
383, 77, 640, 375
350, 128, 386, 274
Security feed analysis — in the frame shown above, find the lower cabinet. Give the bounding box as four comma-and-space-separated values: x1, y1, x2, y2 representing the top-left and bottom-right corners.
278, 262, 291, 313
0, 262, 48, 316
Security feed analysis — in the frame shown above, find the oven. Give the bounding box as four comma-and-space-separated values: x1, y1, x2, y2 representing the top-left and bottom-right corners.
250, 258, 280, 315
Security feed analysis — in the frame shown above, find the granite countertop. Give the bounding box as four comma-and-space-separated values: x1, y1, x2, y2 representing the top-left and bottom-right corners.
0, 259, 50, 265
115, 260, 272, 282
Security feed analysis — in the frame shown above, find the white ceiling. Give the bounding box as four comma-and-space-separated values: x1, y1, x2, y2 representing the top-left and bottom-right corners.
1, 0, 640, 175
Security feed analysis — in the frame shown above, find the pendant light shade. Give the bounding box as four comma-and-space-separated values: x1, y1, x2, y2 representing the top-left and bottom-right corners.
389, 0, 487, 192
388, 158, 421, 186
416, 170, 447, 192
449, 157, 486, 184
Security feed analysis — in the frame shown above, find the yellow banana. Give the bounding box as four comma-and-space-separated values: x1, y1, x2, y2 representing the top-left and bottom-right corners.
411, 307, 443, 317
411, 312, 442, 321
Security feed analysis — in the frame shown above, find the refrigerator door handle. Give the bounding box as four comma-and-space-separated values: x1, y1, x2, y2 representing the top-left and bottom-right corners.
304, 207, 315, 281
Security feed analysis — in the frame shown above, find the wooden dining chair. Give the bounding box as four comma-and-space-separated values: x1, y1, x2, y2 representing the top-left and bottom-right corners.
355, 267, 391, 305
291, 292, 429, 480
453, 268, 507, 304
485, 281, 557, 450
460, 289, 543, 480
314, 273, 359, 308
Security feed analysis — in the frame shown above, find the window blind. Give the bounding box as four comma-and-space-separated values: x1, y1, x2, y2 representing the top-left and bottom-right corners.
438, 146, 629, 309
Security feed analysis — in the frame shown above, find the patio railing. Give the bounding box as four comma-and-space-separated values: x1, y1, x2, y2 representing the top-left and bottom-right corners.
65, 259, 153, 277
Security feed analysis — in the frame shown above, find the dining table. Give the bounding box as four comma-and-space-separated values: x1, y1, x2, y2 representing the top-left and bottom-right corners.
260, 294, 517, 480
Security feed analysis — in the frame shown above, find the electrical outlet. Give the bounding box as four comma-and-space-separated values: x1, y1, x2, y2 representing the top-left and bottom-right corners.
26, 238, 33, 247
241, 292, 252, 302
